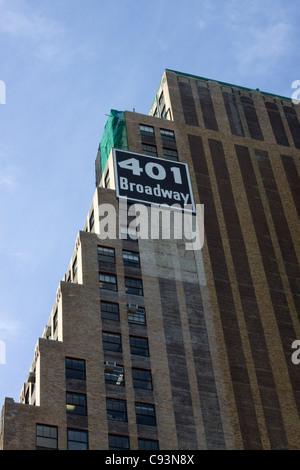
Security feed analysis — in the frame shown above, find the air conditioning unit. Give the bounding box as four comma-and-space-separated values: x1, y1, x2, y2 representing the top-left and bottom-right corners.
105, 361, 116, 373
128, 304, 138, 314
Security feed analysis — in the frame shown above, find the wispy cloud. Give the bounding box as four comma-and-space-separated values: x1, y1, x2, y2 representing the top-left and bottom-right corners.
0, 0, 86, 64
224, 0, 295, 75
0, 166, 18, 189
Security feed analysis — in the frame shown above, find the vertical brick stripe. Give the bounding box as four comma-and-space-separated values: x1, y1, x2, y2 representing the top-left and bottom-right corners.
209, 139, 288, 449
281, 154, 300, 218
197, 86, 219, 131
158, 277, 198, 449
222, 92, 245, 137
240, 96, 264, 140
255, 149, 300, 321
178, 81, 199, 127
183, 280, 225, 449
283, 107, 300, 149
188, 134, 262, 449
265, 102, 289, 147
235, 145, 300, 416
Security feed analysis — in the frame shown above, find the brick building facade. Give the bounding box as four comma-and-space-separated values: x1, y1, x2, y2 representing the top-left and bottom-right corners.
1, 69, 299, 450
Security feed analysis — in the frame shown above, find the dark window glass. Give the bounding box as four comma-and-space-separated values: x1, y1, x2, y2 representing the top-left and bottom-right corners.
138, 438, 159, 450
101, 301, 119, 321
102, 332, 122, 353
163, 147, 178, 161
106, 398, 127, 422
160, 128, 175, 142
109, 434, 130, 450
125, 277, 143, 296
130, 336, 149, 357
132, 368, 152, 390
122, 250, 140, 267
142, 143, 157, 156
66, 393, 87, 415
36, 424, 58, 450
135, 403, 156, 426
89, 211, 94, 231
98, 246, 115, 263
99, 273, 117, 291
140, 124, 154, 137
67, 429, 88, 450
66, 357, 86, 380
72, 257, 77, 277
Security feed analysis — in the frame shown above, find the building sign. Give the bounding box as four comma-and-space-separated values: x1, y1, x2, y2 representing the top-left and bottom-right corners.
113, 149, 195, 212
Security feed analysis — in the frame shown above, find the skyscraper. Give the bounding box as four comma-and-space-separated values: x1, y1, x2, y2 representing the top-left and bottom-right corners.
1, 69, 299, 450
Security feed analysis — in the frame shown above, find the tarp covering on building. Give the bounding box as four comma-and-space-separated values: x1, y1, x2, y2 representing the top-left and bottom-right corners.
99, 109, 128, 172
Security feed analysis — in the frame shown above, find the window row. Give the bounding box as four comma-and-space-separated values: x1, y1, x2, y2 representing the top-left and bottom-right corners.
140, 125, 175, 142
98, 246, 140, 267
65, 393, 155, 423
36, 424, 158, 450
105, 365, 152, 389
107, 399, 156, 426
99, 273, 143, 295
101, 301, 146, 325
141, 143, 178, 161
102, 332, 149, 357
66, 357, 151, 387
36, 424, 88, 450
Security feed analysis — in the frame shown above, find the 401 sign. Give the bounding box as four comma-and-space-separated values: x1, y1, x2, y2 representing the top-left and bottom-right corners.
113, 149, 196, 212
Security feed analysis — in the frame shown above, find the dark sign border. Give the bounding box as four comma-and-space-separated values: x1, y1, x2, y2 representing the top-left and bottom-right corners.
113, 148, 196, 213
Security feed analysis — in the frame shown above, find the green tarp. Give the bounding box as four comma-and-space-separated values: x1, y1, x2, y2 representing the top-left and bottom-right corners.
99, 109, 128, 172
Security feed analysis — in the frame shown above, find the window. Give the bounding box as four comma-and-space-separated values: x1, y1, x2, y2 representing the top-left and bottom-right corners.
125, 277, 143, 296
130, 336, 149, 357
132, 368, 152, 390
138, 438, 159, 450
99, 273, 117, 291
106, 398, 127, 422
140, 124, 154, 137
89, 210, 94, 231
53, 309, 58, 333
109, 434, 129, 450
160, 128, 175, 142
161, 106, 167, 119
105, 364, 124, 386
122, 250, 140, 267
98, 246, 115, 264
127, 305, 146, 325
101, 301, 119, 321
159, 91, 164, 105
36, 424, 58, 450
163, 148, 178, 161
102, 332, 122, 353
66, 393, 87, 415
67, 429, 88, 450
142, 143, 157, 157
72, 257, 77, 277
66, 357, 86, 380
135, 403, 156, 426
105, 171, 110, 188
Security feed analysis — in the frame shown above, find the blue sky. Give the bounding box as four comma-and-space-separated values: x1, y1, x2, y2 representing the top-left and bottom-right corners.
0, 0, 299, 408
